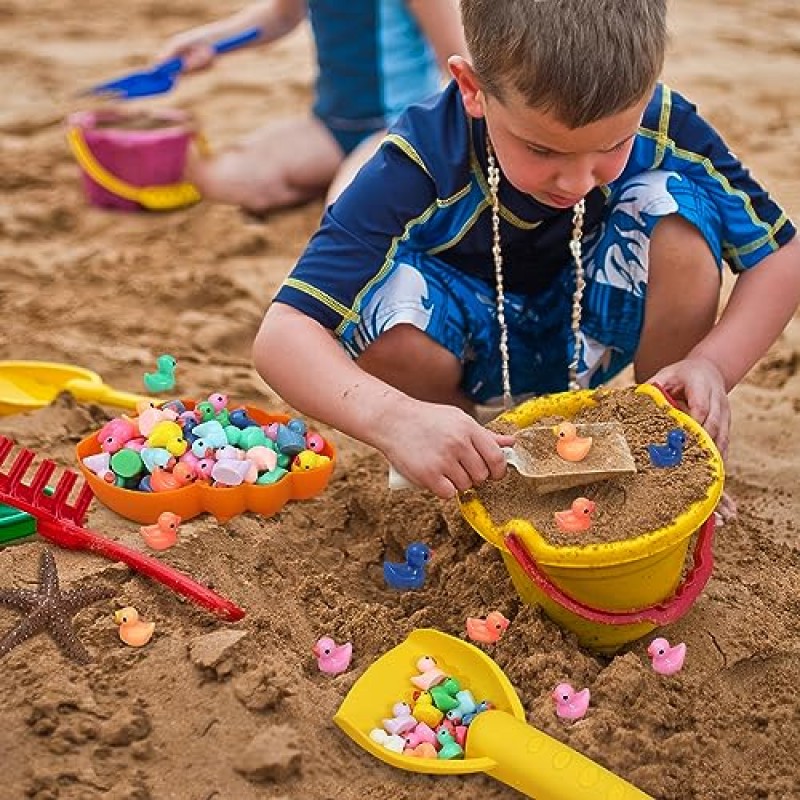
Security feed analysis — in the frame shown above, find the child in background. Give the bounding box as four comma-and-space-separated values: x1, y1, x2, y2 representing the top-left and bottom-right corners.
157, 0, 465, 213
252, 0, 800, 500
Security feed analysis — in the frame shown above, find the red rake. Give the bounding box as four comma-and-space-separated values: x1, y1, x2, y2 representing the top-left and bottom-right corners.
0, 436, 245, 622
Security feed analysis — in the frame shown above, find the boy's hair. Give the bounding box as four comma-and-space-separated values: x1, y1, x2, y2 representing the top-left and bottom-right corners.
460, 0, 667, 127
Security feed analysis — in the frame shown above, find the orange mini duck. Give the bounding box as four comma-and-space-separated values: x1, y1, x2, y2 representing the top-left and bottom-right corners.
466, 611, 510, 644
553, 421, 593, 462
554, 497, 597, 533
150, 464, 194, 492
139, 511, 182, 551
114, 606, 155, 647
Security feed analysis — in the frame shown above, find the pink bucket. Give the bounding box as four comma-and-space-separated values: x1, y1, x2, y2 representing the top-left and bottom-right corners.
67, 108, 197, 212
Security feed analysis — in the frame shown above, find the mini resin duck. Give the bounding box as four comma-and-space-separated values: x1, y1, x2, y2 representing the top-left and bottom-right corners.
648, 429, 687, 468
382, 702, 417, 736
139, 511, 182, 551
553, 421, 593, 462
411, 691, 444, 728
291, 450, 331, 472
435, 728, 464, 760
466, 610, 510, 644
403, 721, 437, 749
410, 655, 446, 690
114, 606, 155, 647
383, 542, 431, 591
368, 729, 405, 753
647, 637, 686, 675
461, 700, 493, 726
406, 742, 437, 759
552, 683, 591, 721
150, 465, 194, 493
554, 497, 597, 533
312, 636, 353, 676
143, 354, 177, 394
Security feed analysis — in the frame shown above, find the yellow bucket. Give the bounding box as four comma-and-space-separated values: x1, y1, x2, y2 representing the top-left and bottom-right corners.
459, 384, 724, 652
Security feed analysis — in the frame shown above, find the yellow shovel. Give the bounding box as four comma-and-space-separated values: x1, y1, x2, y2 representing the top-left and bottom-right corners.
335, 629, 652, 799
0, 360, 151, 416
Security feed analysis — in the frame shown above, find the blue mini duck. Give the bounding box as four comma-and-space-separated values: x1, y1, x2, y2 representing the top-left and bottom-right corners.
144, 354, 177, 393
648, 428, 687, 468
383, 542, 431, 591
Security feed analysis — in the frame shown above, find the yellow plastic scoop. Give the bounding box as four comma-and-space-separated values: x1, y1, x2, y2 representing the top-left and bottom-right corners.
334, 628, 652, 799
0, 360, 151, 416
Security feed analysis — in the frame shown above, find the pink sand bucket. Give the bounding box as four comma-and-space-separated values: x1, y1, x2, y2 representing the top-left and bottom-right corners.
66, 108, 202, 212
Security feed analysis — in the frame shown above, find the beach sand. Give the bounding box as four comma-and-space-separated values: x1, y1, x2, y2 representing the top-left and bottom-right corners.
0, 1, 798, 798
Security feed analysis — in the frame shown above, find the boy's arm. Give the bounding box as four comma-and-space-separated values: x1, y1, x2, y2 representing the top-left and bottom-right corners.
157, 0, 307, 70
650, 237, 800, 453
406, 0, 467, 74
253, 303, 512, 499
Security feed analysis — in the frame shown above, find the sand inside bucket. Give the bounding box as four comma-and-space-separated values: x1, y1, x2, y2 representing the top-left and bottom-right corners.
478, 387, 716, 546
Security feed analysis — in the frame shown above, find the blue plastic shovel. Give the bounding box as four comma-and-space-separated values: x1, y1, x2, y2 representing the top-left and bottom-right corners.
84, 27, 262, 100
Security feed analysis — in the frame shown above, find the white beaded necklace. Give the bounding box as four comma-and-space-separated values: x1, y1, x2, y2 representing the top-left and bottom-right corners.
486, 140, 586, 408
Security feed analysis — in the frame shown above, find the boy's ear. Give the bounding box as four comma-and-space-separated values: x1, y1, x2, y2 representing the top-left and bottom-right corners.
448, 56, 486, 119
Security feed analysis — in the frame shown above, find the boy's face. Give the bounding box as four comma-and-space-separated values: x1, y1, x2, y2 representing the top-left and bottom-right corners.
450, 58, 648, 208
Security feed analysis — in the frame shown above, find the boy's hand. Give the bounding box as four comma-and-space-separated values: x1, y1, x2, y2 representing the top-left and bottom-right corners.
649, 356, 730, 456
379, 401, 516, 499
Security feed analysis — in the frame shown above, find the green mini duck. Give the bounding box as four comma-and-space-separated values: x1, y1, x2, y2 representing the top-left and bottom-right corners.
144, 354, 177, 394
435, 728, 464, 760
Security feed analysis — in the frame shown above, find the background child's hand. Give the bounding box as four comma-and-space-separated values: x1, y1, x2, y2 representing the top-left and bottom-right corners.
157, 27, 220, 72
649, 356, 730, 456
379, 401, 516, 499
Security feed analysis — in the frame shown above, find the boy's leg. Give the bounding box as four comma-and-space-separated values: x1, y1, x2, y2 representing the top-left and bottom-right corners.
326, 128, 387, 205
186, 115, 344, 213
634, 214, 721, 381
356, 323, 474, 412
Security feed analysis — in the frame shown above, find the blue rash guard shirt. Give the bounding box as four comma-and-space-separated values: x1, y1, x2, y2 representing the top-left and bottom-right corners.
276, 81, 795, 339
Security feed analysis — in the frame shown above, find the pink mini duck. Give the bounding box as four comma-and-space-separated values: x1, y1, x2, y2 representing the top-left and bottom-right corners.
97, 418, 138, 454
403, 722, 437, 749
207, 393, 229, 413
410, 655, 446, 690
647, 637, 687, 675
312, 636, 353, 676
552, 683, 591, 721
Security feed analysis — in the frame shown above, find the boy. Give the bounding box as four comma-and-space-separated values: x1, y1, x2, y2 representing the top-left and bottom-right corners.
157, 0, 465, 213
253, 0, 800, 499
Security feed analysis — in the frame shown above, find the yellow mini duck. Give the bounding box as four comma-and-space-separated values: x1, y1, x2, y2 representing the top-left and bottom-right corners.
144, 354, 177, 394
114, 606, 155, 647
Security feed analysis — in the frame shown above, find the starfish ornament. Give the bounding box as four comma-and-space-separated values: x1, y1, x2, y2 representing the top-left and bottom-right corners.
0, 548, 115, 664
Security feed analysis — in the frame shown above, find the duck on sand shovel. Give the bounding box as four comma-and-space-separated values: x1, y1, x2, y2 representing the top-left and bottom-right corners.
389, 421, 636, 494
334, 628, 652, 799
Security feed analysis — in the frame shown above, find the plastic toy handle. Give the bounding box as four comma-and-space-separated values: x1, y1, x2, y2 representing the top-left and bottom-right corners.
153, 27, 261, 76
212, 26, 262, 55
467, 710, 653, 799
504, 513, 716, 626
34, 516, 245, 622
63, 378, 153, 413
388, 465, 416, 491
